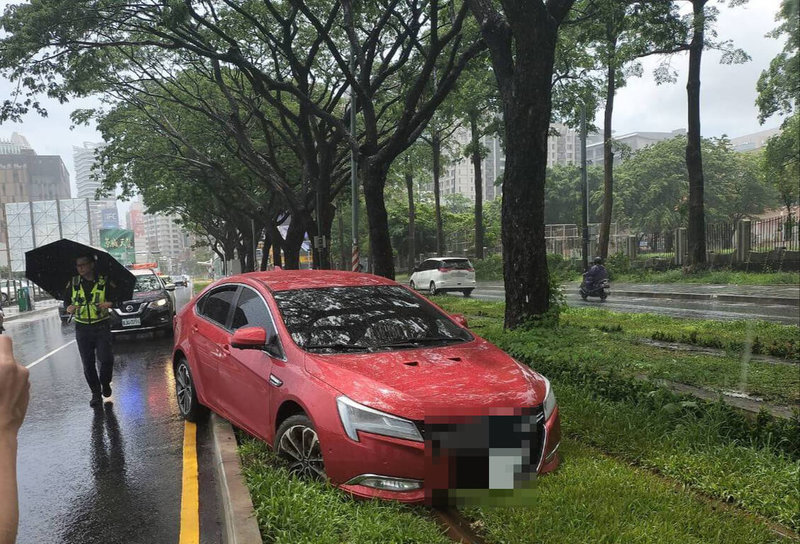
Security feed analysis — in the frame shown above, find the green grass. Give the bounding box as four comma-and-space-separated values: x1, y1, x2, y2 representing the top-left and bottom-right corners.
435, 298, 800, 530
238, 437, 449, 544
439, 298, 800, 404
612, 269, 800, 285
561, 307, 800, 360
557, 383, 800, 529
192, 279, 212, 294
464, 440, 791, 544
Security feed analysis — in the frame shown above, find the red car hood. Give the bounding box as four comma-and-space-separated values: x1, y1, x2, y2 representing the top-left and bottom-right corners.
303, 339, 544, 420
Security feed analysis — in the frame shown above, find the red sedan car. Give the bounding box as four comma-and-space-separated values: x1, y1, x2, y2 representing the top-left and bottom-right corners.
172, 270, 560, 503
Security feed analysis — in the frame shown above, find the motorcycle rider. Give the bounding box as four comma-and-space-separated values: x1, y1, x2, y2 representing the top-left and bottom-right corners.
583, 257, 609, 290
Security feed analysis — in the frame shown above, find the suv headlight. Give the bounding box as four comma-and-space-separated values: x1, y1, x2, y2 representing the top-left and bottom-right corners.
337, 396, 423, 442
149, 298, 168, 308
542, 377, 557, 421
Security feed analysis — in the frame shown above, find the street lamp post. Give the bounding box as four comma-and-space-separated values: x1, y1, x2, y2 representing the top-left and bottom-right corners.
580, 104, 589, 272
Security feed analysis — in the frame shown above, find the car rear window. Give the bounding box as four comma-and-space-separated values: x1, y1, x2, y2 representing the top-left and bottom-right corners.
440, 259, 473, 270
134, 274, 163, 292
272, 285, 472, 353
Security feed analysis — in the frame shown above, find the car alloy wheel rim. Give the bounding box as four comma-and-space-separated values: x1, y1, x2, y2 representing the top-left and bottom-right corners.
176, 364, 192, 415
278, 425, 326, 480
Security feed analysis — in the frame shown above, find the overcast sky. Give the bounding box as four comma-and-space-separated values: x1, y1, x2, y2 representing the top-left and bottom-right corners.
0, 0, 789, 208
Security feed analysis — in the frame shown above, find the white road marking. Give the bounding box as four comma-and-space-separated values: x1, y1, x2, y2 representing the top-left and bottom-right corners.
24, 340, 77, 369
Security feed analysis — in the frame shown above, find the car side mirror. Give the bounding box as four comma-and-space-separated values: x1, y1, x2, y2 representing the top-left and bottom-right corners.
451, 313, 468, 328
165, 284, 176, 291
231, 326, 267, 349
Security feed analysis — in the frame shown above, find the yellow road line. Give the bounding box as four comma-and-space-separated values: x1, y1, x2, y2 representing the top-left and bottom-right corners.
180, 421, 200, 544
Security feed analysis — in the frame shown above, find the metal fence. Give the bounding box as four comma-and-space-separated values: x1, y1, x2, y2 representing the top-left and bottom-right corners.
751, 216, 799, 252
705, 222, 736, 254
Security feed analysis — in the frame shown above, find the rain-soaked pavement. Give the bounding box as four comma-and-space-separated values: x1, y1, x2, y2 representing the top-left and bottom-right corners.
469, 281, 800, 325
7, 284, 224, 544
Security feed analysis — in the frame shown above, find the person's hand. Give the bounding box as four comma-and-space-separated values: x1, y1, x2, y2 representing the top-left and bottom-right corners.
66, 305, 76, 314
0, 337, 29, 436
97, 302, 113, 310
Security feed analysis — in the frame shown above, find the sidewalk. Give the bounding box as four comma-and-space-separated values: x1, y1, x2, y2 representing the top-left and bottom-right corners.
3, 299, 60, 322
481, 281, 799, 307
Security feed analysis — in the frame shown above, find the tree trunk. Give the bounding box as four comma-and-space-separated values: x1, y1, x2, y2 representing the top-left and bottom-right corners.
405, 156, 417, 273
686, 0, 707, 266
599, 40, 617, 260
432, 132, 445, 255
470, 113, 484, 260
283, 213, 307, 269
338, 206, 347, 270
362, 160, 395, 279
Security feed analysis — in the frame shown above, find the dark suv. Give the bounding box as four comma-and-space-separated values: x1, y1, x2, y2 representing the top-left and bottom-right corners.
109, 269, 176, 334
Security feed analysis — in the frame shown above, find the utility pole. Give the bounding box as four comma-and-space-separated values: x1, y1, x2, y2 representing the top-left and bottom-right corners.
580, 104, 589, 272
350, 49, 359, 272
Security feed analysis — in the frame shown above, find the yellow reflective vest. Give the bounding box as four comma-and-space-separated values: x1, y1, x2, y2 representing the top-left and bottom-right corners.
70, 275, 109, 325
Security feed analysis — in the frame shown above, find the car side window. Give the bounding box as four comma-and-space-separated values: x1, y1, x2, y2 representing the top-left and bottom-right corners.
231, 287, 277, 338
198, 286, 238, 327
420, 260, 432, 271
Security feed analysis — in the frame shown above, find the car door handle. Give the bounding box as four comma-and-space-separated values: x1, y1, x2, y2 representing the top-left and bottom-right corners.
192, 325, 199, 332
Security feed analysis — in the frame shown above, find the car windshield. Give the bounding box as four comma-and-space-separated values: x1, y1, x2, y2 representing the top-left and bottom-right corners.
134, 275, 163, 292
440, 259, 472, 270
272, 285, 472, 353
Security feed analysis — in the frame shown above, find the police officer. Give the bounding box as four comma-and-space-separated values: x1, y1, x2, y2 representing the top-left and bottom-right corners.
64, 253, 119, 407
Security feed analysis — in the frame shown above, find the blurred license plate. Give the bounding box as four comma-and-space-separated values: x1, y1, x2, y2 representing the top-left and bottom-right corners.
122, 318, 141, 327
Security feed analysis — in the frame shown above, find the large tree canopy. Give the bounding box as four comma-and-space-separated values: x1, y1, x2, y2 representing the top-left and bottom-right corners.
756, 0, 799, 122
613, 135, 778, 233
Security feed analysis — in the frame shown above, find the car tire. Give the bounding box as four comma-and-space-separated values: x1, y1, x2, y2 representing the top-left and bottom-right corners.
274, 414, 326, 481
429, 282, 437, 296
174, 358, 208, 422
409, 280, 416, 290
462, 289, 473, 297
0, 293, 7, 305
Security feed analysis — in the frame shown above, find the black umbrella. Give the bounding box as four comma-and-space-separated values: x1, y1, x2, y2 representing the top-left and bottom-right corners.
25, 239, 136, 302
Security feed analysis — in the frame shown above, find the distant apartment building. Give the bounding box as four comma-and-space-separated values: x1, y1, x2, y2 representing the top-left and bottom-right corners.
442, 123, 580, 202
126, 198, 149, 262
730, 127, 781, 152
143, 209, 192, 274
0, 132, 71, 243
585, 129, 686, 167
74, 142, 117, 243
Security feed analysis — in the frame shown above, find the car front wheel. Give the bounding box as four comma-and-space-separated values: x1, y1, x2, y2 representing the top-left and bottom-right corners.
275, 414, 326, 481
174, 358, 208, 422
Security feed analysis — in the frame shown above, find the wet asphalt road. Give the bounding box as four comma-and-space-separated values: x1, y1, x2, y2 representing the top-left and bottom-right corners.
8, 285, 224, 544
467, 283, 800, 325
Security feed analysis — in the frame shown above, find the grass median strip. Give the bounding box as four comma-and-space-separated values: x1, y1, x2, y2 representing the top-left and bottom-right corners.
561, 307, 799, 360
463, 440, 791, 544
436, 297, 800, 531
238, 437, 450, 544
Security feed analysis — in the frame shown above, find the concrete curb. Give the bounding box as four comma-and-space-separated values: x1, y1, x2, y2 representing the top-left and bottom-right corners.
211, 414, 263, 544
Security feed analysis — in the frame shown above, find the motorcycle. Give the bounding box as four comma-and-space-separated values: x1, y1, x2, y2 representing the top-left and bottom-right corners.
580, 276, 610, 301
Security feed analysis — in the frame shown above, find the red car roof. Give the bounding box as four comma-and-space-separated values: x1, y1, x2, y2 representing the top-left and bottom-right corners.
232, 269, 398, 292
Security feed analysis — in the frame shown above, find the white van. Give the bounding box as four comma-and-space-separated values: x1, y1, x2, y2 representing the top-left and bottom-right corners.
409, 257, 476, 296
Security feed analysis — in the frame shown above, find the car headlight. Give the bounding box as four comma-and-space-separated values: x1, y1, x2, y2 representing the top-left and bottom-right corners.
337, 396, 423, 443
542, 377, 557, 421
150, 298, 168, 308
